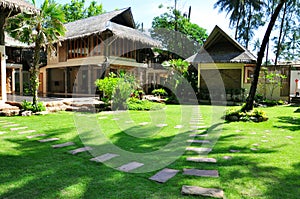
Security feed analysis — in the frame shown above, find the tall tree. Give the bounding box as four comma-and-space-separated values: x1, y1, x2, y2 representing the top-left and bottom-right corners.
151, 4, 208, 59
62, 0, 105, 22
6, 0, 66, 110
214, 0, 264, 48
242, 0, 286, 112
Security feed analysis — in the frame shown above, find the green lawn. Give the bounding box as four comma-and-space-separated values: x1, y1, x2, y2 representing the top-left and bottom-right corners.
0, 105, 299, 198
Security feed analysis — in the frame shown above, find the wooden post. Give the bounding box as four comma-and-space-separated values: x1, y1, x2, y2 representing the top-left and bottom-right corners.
19, 68, 23, 95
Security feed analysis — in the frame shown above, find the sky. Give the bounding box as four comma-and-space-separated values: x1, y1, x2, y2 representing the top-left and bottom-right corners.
36, 0, 232, 36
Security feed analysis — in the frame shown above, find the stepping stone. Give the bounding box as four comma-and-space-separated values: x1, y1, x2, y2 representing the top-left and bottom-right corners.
149, 168, 179, 183
0, 132, 7, 135
183, 169, 219, 177
69, 146, 93, 155
174, 125, 184, 129
286, 136, 293, 139
223, 156, 232, 160
90, 153, 119, 163
10, 127, 28, 131
3, 124, 19, 128
27, 134, 46, 139
181, 185, 224, 198
262, 135, 267, 138
38, 138, 60, 143
250, 132, 257, 135
191, 126, 207, 129
139, 122, 149, 126
125, 121, 134, 124
250, 148, 258, 151
98, 116, 108, 120
265, 130, 271, 133
189, 134, 208, 137
261, 140, 269, 143
252, 143, 259, 147
156, 124, 168, 128
229, 149, 240, 153
112, 118, 119, 121
52, 142, 75, 148
187, 157, 217, 163
187, 140, 211, 144
117, 161, 144, 172
18, 130, 37, 134
186, 147, 212, 153
235, 130, 242, 133
191, 129, 206, 133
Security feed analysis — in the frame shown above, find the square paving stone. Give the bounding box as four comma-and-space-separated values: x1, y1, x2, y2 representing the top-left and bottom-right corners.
174, 125, 184, 129
183, 169, 219, 177
0, 132, 7, 135
52, 142, 75, 148
139, 122, 149, 126
156, 124, 168, 128
3, 124, 19, 128
190, 126, 207, 129
117, 162, 144, 172
38, 138, 60, 143
18, 130, 37, 134
229, 149, 240, 153
149, 168, 179, 183
189, 134, 208, 137
11, 127, 28, 131
181, 185, 224, 198
186, 157, 217, 163
186, 147, 212, 153
27, 134, 46, 139
90, 153, 119, 163
286, 136, 293, 139
69, 146, 93, 155
187, 140, 211, 144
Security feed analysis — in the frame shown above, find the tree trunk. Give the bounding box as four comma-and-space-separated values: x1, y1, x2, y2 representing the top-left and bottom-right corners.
32, 32, 41, 110
274, 1, 287, 66
234, 2, 243, 40
242, 0, 286, 112
245, 5, 252, 49
0, 11, 7, 45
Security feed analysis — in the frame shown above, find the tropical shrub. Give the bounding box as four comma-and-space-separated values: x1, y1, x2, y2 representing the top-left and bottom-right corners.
225, 107, 268, 122
21, 100, 46, 113
152, 88, 168, 98
126, 98, 165, 111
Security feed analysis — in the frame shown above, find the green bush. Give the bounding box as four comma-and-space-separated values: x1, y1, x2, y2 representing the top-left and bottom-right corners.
262, 99, 285, 106
152, 88, 167, 97
126, 98, 165, 111
21, 100, 46, 113
225, 107, 268, 122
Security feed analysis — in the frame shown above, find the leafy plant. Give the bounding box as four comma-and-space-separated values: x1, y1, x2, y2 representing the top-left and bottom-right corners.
21, 100, 46, 113
152, 88, 167, 97
126, 98, 165, 111
225, 106, 268, 122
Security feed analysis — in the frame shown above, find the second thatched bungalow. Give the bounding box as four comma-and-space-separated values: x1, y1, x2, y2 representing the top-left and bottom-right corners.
40, 7, 161, 97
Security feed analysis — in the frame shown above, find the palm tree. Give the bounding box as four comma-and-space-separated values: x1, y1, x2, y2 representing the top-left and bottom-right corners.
6, 0, 66, 110
242, 0, 286, 112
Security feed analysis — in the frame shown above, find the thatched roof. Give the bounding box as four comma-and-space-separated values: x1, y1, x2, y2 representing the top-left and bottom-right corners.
62, 7, 159, 47
0, 0, 38, 15
187, 25, 256, 64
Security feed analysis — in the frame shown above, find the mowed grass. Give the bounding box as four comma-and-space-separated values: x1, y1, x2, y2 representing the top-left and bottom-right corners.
0, 105, 299, 198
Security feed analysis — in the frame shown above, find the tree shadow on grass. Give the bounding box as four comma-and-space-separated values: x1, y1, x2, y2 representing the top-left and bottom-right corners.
275, 116, 300, 131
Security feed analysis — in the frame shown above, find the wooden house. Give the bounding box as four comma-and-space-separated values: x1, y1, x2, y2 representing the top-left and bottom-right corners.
40, 7, 162, 97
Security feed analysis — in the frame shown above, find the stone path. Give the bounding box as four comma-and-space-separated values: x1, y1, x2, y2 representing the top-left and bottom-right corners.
18, 130, 37, 134
27, 134, 46, 139
90, 153, 119, 163
117, 161, 144, 172
38, 138, 60, 143
69, 146, 93, 155
183, 169, 219, 177
187, 157, 217, 163
11, 127, 28, 131
189, 134, 208, 137
52, 142, 75, 148
187, 139, 211, 144
186, 147, 212, 153
149, 168, 179, 183
181, 185, 224, 198
156, 124, 168, 128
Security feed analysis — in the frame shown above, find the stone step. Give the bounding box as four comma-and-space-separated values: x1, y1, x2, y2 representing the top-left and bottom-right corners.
149, 168, 179, 183
18, 130, 37, 134
117, 162, 144, 172
186, 147, 212, 153
183, 169, 219, 177
90, 153, 119, 163
38, 138, 60, 143
187, 140, 211, 144
186, 157, 217, 163
189, 134, 208, 137
27, 134, 46, 139
181, 185, 224, 198
69, 146, 93, 155
52, 142, 75, 148
11, 127, 28, 131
